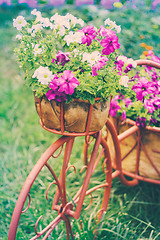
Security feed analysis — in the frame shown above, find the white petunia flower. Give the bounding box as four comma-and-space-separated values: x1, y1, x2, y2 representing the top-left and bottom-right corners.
104, 18, 114, 26
41, 17, 52, 28
104, 18, 121, 33
64, 31, 83, 46
50, 13, 70, 29
65, 13, 84, 27
33, 44, 43, 56
117, 55, 128, 62
126, 58, 137, 68
13, 16, 27, 30
119, 76, 129, 87
28, 24, 43, 36
82, 51, 101, 66
31, 9, 41, 17
117, 56, 137, 68
58, 26, 66, 36
32, 66, 54, 85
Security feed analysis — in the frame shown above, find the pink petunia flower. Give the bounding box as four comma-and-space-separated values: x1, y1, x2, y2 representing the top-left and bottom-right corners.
98, 25, 109, 37
109, 99, 121, 117
92, 56, 109, 76
80, 25, 97, 46
122, 110, 126, 120
46, 71, 79, 102
144, 99, 155, 113
100, 29, 120, 55
124, 97, 132, 107
114, 59, 124, 72
46, 89, 67, 102
153, 97, 160, 110
58, 70, 80, 95
132, 77, 156, 101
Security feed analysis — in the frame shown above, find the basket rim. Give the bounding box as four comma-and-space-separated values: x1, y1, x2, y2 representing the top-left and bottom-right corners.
125, 118, 160, 133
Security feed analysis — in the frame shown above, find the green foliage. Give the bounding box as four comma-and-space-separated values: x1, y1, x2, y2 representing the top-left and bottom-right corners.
13, 10, 124, 103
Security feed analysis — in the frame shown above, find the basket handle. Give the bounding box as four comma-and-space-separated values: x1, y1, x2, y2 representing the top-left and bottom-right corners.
135, 59, 160, 69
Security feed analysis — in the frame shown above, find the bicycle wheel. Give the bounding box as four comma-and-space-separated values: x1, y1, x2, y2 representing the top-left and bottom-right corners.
8, 131, 112, 239
8, 135, 74, 240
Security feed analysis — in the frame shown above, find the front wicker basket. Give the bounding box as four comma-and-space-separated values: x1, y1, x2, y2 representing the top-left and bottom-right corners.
34, 95, 110, 134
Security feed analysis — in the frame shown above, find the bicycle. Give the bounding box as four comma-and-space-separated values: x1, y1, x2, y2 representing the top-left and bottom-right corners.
8, 60, 160, 240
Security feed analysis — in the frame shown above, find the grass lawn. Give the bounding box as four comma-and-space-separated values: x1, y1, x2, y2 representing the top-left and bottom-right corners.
0, 5, 160, 240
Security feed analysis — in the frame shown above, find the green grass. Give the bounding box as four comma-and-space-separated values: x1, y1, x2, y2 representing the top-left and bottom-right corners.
1, 6, 160, 240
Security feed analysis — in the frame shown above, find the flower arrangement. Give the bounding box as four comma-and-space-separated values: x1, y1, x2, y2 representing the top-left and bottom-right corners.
109, 51, 160, 128
13, 9, 132, 105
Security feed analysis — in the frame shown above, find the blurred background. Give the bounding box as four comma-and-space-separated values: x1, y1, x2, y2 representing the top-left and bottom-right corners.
1, 0, 160, 239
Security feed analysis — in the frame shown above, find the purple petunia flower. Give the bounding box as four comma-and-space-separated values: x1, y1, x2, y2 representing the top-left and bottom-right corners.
136, 116, 146, 129
80, 25, 97, 46
52, 51, 70, 66
109, 99, 121, 117
132, 77, 156, 101
100, 29, 120, 55
58, 70, 79, 95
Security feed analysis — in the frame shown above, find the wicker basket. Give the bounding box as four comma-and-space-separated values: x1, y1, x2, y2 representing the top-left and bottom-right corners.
34, 95, 110, 133
107, 117, 160, 180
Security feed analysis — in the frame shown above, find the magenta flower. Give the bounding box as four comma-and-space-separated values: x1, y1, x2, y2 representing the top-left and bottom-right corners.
149, 116, 157, 126
46, 89, 67, 102
153, 97, 160, 110
75, 0, 94, 6
136, 116, 146, 129
115, 59, 124, 72
48, 74, 59, 90
0, 0, 11, 6
114, 92, 125, 101
52, 51, 70, 66
58, 70, 79, 95
132, 77, 156, 101
80, 25, 97, 46
18, 0, 37, 7
144, 99, 155, 113
46, 71, 79, 102
46, 74, 67, 102
99, 25, 109, 37
92, 56, 109, 77
100, 29, 120, 55
124, 64, 133, 73
152, 0, 160, 10
124, 98, 132, 107
109, 99, 121, 117
122, 110, 126, 120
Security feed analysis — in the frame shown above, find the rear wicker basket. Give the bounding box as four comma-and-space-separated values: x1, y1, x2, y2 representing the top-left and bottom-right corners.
107, 118, 160, 180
